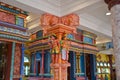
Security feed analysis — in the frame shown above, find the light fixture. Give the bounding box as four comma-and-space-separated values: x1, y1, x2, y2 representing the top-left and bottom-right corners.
106, 12, 111, 16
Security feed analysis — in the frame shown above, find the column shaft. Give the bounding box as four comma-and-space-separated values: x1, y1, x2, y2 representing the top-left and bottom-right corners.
80, 53, 85, 74
111, 5, 120, 80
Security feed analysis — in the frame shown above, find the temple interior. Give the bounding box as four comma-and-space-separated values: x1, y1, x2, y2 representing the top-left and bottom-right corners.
0, 0, 119, 80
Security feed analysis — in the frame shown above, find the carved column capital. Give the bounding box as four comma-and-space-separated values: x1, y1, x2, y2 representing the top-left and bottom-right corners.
104, 0, 120, 10
40, 13, 79, 27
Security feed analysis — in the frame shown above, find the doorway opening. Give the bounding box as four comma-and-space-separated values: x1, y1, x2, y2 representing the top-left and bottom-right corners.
85, 53, 96, 80
85, 54, 91, 80
0, 42, 8, 80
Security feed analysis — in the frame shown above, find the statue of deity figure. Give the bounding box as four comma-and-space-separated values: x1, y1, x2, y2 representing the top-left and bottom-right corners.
48, 34, 60, 63
60, 33, 69, 63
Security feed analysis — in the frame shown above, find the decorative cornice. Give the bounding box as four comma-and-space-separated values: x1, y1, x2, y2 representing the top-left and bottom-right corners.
0, 21, 27, 31
104, 0, 120, 10
41, 13, 79, 27
0, 26, 28, 36
0, 2, 28, 16
0, 34, 28, 42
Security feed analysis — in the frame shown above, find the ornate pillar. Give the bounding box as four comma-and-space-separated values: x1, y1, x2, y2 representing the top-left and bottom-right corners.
13, 43, 22, 80
104, 0, 120, 79
41, 13, 79, 80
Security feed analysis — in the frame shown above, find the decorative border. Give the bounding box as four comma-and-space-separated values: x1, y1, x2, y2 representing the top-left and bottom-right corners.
0, 34, 28, 42
0, 2, 28, 15
0, 26, 28, 36
0, 21, 27, 31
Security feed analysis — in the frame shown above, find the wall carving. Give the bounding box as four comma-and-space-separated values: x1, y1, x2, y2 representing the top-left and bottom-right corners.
41, 13, 79, 27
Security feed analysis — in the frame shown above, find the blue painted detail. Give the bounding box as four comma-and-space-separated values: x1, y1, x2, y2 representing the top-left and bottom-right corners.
67, 34, 74, 39
36, 52, 42, 61
36, 30, 43, 38
106, 42, 113, 49
69, 51, 76, 80
0, 5, 20, 14
35, 52, 42, 76
31, 54, 35, 73
10, 42, 16, 80
90, 54, 96, 80
20, 44, 25, 80
0, 26, 28, 36
0, 21, 27, 31
44, 50, 51, 75
16, 16, 24, 27
83, 36, 93, 44
0, 5, 28, 15
0, 34, 27, 42
80, 53, 85, 74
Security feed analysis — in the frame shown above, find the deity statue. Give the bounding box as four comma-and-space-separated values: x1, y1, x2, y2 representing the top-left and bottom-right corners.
60, 33, 69, 63
48, 34, 60, 63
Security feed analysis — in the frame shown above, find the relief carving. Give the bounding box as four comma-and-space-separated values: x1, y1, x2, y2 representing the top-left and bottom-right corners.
41, 13, 79, 27
61, 14, 79, 27
41, 13, 59, 26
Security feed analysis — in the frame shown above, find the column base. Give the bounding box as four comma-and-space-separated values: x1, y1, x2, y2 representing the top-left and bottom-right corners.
50, 62, 70, 80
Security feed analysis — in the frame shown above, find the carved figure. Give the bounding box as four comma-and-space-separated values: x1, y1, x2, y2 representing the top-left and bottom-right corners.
60, 33, 69, 63
48, 34, 60, 63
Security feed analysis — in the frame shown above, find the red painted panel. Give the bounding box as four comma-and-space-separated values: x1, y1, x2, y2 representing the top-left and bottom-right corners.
13, 44, 21, 79
0, 11, 15, 24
